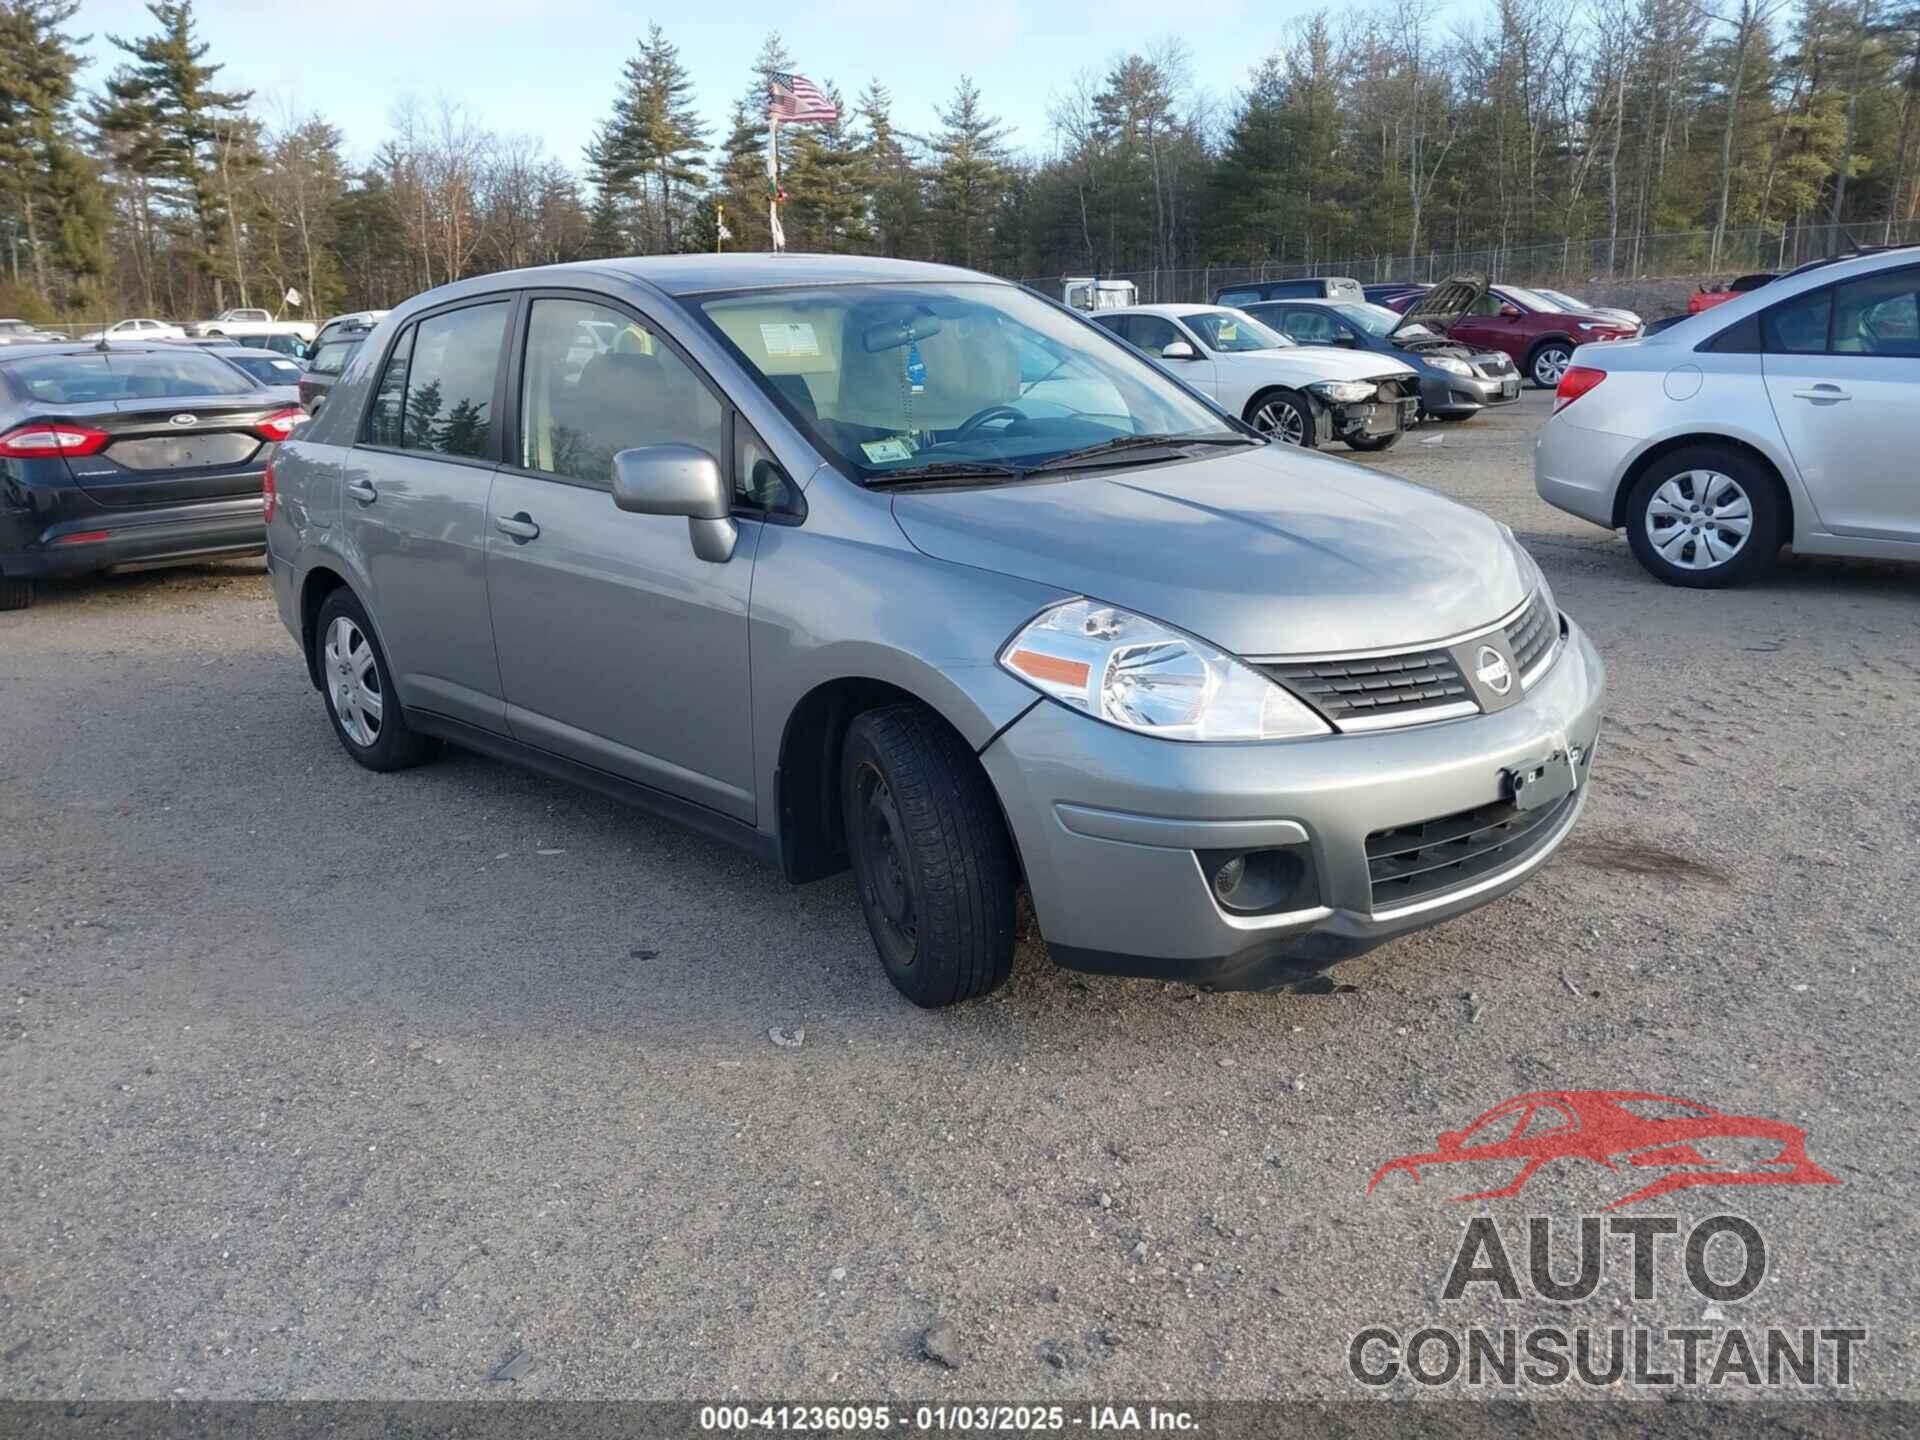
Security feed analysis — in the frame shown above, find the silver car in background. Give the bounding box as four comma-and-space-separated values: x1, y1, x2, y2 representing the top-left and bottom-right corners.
1536, 245, 1920, 586
266, 255, 1604, 1007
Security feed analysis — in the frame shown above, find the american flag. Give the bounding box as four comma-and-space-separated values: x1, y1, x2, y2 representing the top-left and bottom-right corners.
768, 71, 839, 124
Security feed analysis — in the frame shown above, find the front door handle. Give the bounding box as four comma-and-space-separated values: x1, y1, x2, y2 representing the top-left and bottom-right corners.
494, 512, 540, 542
345, 479, 377, 504
1791, 385, 1851, 404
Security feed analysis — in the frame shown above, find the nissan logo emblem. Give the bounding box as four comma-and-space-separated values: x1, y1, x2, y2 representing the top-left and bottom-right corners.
1475, 644, 1514, 696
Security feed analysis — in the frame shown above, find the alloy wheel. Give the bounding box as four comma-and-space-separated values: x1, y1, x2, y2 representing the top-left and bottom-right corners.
1251, 399, 1306, 446
324, 615, 385, 747
1643, 469, 1752, 571
1532, 346, 1572, 387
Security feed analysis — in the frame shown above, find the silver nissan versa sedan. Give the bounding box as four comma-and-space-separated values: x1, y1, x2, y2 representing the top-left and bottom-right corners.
265, 255, 1605, 1007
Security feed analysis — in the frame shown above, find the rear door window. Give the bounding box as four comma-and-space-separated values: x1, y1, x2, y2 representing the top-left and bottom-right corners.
1830, 267, 1920, 356
385, 302, 511, 459
1761, 289, 1832, 354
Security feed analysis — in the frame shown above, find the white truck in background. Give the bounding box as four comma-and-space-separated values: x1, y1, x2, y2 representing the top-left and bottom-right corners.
186, 308, 317, 344
1061, 278, 1138, 312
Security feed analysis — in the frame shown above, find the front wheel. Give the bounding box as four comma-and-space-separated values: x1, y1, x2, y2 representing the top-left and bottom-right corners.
1246, 390, 1316, 449
1529, 341, 1574, 389
1345, 430, 1402, 452
0, 574, 32, 611
841, 705, 1017, 1007
1624, 447, 1782, 588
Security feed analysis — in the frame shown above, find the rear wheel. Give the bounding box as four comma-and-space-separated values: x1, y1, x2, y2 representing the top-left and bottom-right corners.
0, 574, 32, 611
314, 587, 430, 770
1624, 446, 1783, 588
841, 704, 1016, 1007
1528, 341, 1574, 389
1246, 390, 1315, 449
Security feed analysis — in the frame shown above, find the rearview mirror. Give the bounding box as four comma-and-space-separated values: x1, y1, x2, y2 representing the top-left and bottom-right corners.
611, 444, 736, 563
1160, 340, 1196, 360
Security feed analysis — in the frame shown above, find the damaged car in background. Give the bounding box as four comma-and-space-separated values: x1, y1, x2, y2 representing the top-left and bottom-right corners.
1091, 303, 1421, 450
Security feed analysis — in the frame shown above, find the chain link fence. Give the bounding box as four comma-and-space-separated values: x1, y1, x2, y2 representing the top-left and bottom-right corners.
1018, 219, 1920, 304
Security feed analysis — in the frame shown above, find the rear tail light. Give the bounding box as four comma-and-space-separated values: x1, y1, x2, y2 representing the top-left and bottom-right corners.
261, 458, 276, 524
1554, 366, 1607, 413
0, 423, 110, 459
255, 407, 305, 442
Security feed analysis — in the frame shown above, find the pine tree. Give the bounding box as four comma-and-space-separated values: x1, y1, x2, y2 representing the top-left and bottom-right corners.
928, 77, 1011, 267
90, 1, 253, 310
857, 81, 926, 257
0, 0, 107, 304
784, 82, 871, 252
588, 24, 707, 252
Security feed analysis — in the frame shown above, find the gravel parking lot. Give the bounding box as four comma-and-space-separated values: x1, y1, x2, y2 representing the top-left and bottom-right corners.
3, 392, 1915, 1403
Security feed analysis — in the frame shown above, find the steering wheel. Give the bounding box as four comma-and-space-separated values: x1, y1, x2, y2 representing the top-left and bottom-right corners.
954, 404, 1026, 438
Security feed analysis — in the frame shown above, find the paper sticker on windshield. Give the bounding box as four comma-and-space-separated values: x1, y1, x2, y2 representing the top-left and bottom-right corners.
861, 437, 916, 463
905, 341, 927, 393
760, 322, 820, 358
1216, 321, 1237, 341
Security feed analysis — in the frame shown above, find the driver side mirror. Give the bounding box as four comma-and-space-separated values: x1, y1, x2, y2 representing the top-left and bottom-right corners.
1498, 303, 1522, 320
611, 443, 737, 563
1160, 340, 1197, 360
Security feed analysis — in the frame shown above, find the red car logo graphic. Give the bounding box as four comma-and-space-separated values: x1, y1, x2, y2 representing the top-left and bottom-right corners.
1368, 1090, 1840, 1209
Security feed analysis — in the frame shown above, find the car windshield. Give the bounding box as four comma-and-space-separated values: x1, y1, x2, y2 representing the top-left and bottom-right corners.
694, 282, 1244, 483
4, 350, 260, 403
1535, 289, 1586, 311
1329, 302, 1407, 337
1504, 286, 1564, 312
1183, 309, 1290, 352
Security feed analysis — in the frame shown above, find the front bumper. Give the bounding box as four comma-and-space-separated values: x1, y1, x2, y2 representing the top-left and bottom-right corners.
982, 617, 1605, 989
0, 496, 265, 578
1420, 371, 1522, 417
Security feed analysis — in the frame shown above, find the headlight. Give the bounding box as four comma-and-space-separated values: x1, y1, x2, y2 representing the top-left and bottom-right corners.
1307, 380, 1377, 403
998, 599, 1331, 742
1428, 355, 1472, 377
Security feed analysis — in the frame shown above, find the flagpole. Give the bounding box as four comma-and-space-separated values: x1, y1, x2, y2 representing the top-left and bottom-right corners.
768, 112, 783, 253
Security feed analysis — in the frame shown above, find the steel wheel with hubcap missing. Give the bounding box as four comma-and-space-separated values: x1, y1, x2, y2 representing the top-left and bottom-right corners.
325, 615, 385, 747
1248, 393, 1312, 447
1531, 344, 1573, 388
1643, 469, 1752, 572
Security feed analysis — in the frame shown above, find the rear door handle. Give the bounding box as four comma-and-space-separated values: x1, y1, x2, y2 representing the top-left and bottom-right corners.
345, 479, 377, 503
1791, 385, 1851, 403
494, 512, 540, 542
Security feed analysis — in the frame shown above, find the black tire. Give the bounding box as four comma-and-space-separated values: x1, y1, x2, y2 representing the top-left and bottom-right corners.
1345, 430, 1402, 452
0, 574, 32, 611
841, 704, 1017, 1007
1244, 389, 1317, 449
1435, 412, 1476, 423
313, 586, 430, 771
1623, 445, 1783, 588
1527, 339, 1574, 389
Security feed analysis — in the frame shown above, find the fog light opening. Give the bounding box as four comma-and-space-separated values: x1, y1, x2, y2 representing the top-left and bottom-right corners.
1198, 844, 1320, 916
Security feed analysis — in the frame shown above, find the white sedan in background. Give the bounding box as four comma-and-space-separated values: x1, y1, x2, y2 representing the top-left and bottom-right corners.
1090, 304, 1422, 450
1535, 244, 1920, 586
75, 317, 188, 341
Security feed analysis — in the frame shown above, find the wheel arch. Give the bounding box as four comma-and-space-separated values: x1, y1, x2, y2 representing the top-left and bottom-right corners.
1610, 433, 1796, 540
774, 673, 1028, 886
1241, 384, 1313, 426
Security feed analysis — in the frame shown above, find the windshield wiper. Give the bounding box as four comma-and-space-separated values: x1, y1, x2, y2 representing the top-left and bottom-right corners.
865, 460, 1029, 486
1037, 432, 1258, 471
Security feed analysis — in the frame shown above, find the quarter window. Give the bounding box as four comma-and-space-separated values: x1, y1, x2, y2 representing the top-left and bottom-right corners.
518, 297, 723, 485
734, 412, 800, 516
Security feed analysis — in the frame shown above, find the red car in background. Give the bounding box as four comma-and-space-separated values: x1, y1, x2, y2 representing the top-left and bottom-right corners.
1687, 271, 1777, 314
1389, 275, 1641, 388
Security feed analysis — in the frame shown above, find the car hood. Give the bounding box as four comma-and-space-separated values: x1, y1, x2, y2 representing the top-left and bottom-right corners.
890, 445, 1528, 657
1394, 273, 1487, 338
1230, 347, 1418, 383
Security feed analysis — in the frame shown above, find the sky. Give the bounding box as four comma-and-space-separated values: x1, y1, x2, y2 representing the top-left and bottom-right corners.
70, 0, 1307, 171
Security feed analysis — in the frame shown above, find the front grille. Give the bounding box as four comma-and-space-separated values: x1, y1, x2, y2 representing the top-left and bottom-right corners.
1262, 649, 1471, 725
1504, 594, 1558, 682
1367, 790, 1577, 910
1474, 357, 1517, 378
